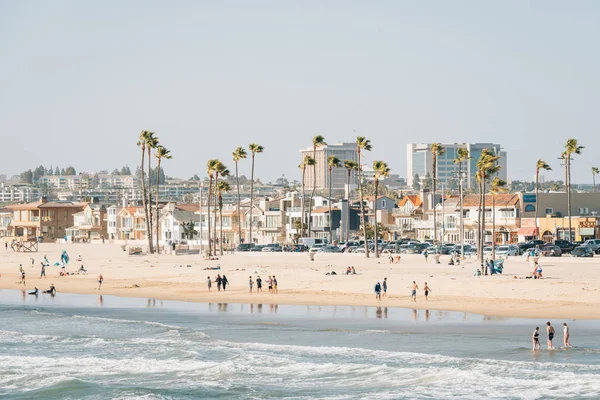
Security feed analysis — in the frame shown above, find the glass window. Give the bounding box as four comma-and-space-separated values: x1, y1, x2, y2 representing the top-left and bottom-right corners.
545, 208, 553, 215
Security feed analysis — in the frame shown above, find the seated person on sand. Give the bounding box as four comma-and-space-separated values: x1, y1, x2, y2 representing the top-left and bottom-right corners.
78, 265, 88, 274
43, 284, 56, 294
346, 266, 352, 275
351, 266, 356, 275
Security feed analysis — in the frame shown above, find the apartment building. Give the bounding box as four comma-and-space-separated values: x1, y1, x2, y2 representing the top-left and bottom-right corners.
299, 142, 359, 192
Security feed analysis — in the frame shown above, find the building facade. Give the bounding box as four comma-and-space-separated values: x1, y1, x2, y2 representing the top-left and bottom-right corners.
299, 142, 359, 192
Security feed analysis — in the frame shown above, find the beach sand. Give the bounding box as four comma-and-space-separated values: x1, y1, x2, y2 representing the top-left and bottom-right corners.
1, 243, 598, 319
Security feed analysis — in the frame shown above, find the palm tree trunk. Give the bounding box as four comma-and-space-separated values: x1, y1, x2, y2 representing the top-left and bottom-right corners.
458, 162, 464, 258
567, 157, 572, 242
481, 180, 487, 274
155, 158, 161, 253
219, 194, 224, 256
358, 151, 369, 258
328, 167, 333, 243
207, 177, 212, 255
594, 173, 596, 192
374, 179, 379, 258
346, 170, 351, 242
147, 147, 153, 253
235, 161, 242, 243
308, 147, 316, 238
213, 173, 219, 255
477, 173, 484, 270
432, 154, 437, 244
139, 148, 152, 251
492, 194, 496, 260
301, 169, 306, 237
249, 155, 255, 244
535, 169, 539, 240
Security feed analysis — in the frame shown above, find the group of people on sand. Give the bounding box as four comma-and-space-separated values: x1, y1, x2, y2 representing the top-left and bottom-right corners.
207, 274, 229, 291
374, 280, 432, 302
409, 281, 432, 302
388, 255, 401, 264
532, 322, 571, 350
248, 275, 278, 295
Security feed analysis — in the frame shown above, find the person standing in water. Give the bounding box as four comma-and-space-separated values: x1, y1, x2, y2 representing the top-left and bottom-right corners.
410, 281, 418, 302
563, 323, 572, 348
532, 327, 541, 351
546, 321, 555, 349
423, 282, 432, 301
97, 274, 103, 290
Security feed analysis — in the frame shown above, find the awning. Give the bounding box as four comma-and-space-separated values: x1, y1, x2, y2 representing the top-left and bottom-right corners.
518, 227, 538, 236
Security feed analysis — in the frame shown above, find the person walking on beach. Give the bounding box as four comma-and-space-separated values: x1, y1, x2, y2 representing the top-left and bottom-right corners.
4, 242, 7, 251
222, 275, 228, 291
563, 323, 572, 348
423, 282, 432, 301
256, 276, 262, 294
410, 281, 418, 302
249, 276, 253, 294
216, 274, 222, 291
382, 278, 388, 298
268, 276, 273, 293
21, 270, 26, 286
206, 276, 212, 292
532, 327, 541, 351
546, 321, 555, 349
374, 282, 382, 301
273, 276, 278, 294
423, 249, 428, 263
97, 274, 103, 291
40, 263, 46, 279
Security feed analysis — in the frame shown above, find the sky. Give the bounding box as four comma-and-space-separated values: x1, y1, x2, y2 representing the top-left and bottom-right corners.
1, 0, 599, 184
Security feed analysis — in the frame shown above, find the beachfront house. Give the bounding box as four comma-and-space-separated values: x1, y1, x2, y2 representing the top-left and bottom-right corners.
0, 207, 13, 238
159, 203, 201, 244
117, 206, 147, 241
65, 203, 108, 242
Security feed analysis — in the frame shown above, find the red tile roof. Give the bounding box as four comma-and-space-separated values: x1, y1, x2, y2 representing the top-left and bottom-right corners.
398, 195, 422, 207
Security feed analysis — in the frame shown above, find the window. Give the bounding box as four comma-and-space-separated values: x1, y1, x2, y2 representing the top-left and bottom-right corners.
500, 208, 515, 218
579, 208, 589, 215
545, 208, 553, 215
381, 199, 387, 208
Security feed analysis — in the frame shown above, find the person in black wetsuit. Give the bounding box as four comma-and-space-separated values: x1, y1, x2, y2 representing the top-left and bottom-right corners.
222, 275, 228, 291
43, 284, 56, 295
28, 287, 39, 296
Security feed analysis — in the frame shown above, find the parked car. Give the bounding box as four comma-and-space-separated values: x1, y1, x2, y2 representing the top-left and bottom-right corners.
582, 239, 600, 254
236, 243, 255, 252
319, 245, 342, 253
572, 245, 594, 257
347, 246, 360, 253
482, 246, 493, 256
262, 244, 282, 252
250, 245, 266, 252
309, 244, 326, 253
496, 245, 519, 257
553, 240, 575, 254
540, 244, 562, 257
518, 240, 546, 252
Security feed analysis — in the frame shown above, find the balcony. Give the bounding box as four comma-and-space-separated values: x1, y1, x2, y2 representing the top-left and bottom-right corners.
135, 224, 147, 230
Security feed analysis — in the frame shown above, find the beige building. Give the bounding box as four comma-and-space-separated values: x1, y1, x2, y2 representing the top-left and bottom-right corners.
299, 142, 359, 192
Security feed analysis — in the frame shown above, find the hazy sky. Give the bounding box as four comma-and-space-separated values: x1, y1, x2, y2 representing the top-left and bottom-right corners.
1, 1, 598, 183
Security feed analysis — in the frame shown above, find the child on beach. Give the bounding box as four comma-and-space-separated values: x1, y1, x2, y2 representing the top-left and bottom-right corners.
532, 327, 541, 351
207, 276, 212, 292
563, 323, 572, 348
423, 282, 432, 301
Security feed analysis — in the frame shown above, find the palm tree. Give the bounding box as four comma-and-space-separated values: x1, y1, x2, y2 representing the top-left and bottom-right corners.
248, 144, 264, 244
490, 176, 507, 261
206, 159, 219, 256
430, 143, 445, 245
453, 147, 470, 257
182, 221, 198, 240
535, 159, 552, 238
326, 155, 341, 243
136, 130, 153, 253
476, 149, 500, 272
213, 162, 229, 255
592, 167, 599, 192
145, 132, 159, 253
356, 136, 372, 257
372, 160, 390, 258
216, 180, 231, 256
232, 147, 247, 244
299, 156, 315, 238
154, 145, 172, 252
344, 160, 359, 242
564, 139, 584, 242
307, 135, 327, 238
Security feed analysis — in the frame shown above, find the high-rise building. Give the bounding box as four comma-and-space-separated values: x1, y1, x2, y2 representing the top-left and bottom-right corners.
406, 143, 507, 189
299, 142, 359, 191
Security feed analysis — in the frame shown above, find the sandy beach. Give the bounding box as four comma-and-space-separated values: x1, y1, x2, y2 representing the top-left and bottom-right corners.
1, 243, 598, 319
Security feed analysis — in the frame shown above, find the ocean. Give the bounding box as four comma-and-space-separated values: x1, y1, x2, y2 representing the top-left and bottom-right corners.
0, 290, 599, 400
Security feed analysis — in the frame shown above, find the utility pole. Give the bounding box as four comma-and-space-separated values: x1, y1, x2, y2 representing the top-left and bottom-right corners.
441, 182, 445, 246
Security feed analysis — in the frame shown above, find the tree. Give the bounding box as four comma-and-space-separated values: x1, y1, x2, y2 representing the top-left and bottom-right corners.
182, 221, 198, 240
33, 165, 45, 182
372, 160, 390, 258
55, 167, 61, 176
149, 166, 166, 185
20, 170, 33, 184
145, 132, 159, 253
490, 176, 507, 260
248, 144, 264, 243
46, 166, 53, 175
60, 168, 66, 176
344, 160, 359, 242
213, 162, 229, 255
356, 136, 372, 257
120, 165, 132, 175
299, 155, 315, 238
137, 130, 154, 254
307, 135, 327, 238
430, 143, 445, 244
190, 174, 201, 181
564, 139, 584, 242
592, 167, 599, 192
64, 166, 76, 175
476, 149, 500, 272
454, 147, 470, 256
362, 222, 390, 240
155, 145, 172, 252
206, 159, 219, 255
535, 159, 552, 238
216, 180, 231, 256
111, 168, 120, 176
412, 174, 421, 191
232, 146, 248, 244
422, 172, 433, 191
327, 155, 341, 243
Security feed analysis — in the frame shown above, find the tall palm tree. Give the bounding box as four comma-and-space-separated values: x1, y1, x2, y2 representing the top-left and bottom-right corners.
344, 160, 359, 242
213, 162, 229, 255
490, 176, 507, 261
136, 130, 153, 253
592, 167, 599, 192
232, 147, 247, 243
430, 143, 445, 244
535, 159, 551, 238
327, 155, 341, 243
476, 149, 500, 272
356, 136, 372, 257
216, 180, 231, 256
564, 139, 584, 242
154, 145, 172, 252
248, 144, 264, 244
145, 132, 159, 253
307, 135, 327, 238
299, 156, 315, 238
206, 159, 219, 256
372, 160, 390, 258
453, 147, 470, 257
